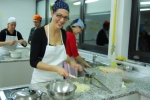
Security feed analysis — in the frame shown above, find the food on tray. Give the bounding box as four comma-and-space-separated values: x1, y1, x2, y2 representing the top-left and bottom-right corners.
99, 67, 123, 73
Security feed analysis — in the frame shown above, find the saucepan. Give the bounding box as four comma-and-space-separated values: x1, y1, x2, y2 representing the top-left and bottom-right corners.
9, 88, 46, 100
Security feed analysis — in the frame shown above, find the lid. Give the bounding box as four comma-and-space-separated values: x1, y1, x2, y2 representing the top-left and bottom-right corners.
11, 88, 38, 99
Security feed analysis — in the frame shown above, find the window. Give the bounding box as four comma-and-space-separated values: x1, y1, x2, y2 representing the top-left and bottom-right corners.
63, 0, 80, 43
129, 0, 150, 63
79, 0, 111, 54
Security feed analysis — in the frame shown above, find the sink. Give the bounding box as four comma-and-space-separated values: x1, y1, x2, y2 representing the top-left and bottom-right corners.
78, 61, 108, 77
124, 71, 149, 79
122, 71, 150, 84
86, 61, 108, 67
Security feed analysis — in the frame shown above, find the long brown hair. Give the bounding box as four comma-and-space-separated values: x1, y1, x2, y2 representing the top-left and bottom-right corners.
66, 19, 78, 33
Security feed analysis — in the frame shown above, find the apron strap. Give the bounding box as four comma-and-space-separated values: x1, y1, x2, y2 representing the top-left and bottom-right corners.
5, 30, 18, 40
15, 30, 18, 40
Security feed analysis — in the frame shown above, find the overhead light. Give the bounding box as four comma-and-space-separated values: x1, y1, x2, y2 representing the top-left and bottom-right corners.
140, 8, 150, 11
85, 0, 98, 3
73, 0, 98, 5
73, 1, 81, 5
140, 2, 150, 5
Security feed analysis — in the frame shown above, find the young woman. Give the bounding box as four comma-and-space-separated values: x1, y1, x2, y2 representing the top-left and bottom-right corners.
64, 18, 91, 77
30, 0, 83, 83
0, 17, 27, 56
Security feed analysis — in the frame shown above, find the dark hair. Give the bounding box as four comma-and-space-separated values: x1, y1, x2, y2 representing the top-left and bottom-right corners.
103, 23, 109, 28
139, 30, 148, 39
66, 19, 78, 32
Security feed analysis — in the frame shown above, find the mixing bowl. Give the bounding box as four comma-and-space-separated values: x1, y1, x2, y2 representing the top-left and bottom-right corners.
9, 50, 22, 58
46, 81, 76, 100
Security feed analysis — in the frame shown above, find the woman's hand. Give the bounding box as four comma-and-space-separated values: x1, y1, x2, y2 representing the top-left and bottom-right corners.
18, 39, 27, 46
84, 62, 92, 68
7, 40, 17, 46
55, 66, 69, 78
71, 62, 83, 71
65, 55, 83, 71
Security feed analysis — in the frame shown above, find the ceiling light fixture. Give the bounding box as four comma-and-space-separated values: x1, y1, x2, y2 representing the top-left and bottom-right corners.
73, 1, 81, 5
140, 2, 150, 5
73, 0, 98, 5
140, 8, 150, 11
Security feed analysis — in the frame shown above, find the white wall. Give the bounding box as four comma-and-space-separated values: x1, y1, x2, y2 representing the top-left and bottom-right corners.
0, 0, 36, 41
37, 0, 46, 26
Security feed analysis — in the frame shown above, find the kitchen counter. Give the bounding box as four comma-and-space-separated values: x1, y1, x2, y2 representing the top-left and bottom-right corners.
0, 45, 30, 63
0, 55, 29, 63
0, 68, 150, 100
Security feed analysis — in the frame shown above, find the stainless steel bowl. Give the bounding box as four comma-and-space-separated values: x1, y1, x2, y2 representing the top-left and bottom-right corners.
46, 81, 77, 100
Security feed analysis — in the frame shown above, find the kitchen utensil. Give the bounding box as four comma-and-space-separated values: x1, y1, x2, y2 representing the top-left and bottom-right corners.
84, 73, 92, 84
69, 74, 77, 79
9, 88, 46, 100
9, 49, 22, 58
46, 81, 76, 100
90, 72, 96, 77
83, 67, 89, 74
92, 77, 112, 93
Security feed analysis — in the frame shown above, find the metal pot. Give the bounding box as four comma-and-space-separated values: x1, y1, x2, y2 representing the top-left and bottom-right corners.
9, 88, 46, 100
46, 81, 76, 100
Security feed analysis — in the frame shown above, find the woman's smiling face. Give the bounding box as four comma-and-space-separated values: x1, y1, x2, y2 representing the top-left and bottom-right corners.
51, 9, 69, 29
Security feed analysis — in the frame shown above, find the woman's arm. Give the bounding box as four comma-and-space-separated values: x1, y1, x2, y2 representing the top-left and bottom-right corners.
0, 40, 16, 46
67, 32, 91, 68
37, 61, 69, 77
65, 55, 83, 71
17, 32, 27, 47
18, 39, 27, 46
74, 55, 91, 68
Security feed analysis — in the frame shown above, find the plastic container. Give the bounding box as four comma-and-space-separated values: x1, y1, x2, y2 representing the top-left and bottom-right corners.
110, 52, 117, 68
9, 50, 22, 58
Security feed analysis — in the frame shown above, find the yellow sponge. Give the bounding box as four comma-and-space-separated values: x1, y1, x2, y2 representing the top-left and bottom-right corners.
116, 56, 126, 61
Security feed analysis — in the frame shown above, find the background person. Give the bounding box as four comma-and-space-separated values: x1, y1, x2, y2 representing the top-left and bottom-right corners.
28, 14, 42, 44
96, 20, 110, 46
138, 30, 150, 52
64, 18, 91, 77
0, 17, 27, 56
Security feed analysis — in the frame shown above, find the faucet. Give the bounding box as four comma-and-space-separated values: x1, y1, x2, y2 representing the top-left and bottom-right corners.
93, 54, 98, 66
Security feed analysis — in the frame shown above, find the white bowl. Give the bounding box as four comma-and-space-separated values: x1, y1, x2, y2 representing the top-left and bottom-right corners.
9, 50, 22, 58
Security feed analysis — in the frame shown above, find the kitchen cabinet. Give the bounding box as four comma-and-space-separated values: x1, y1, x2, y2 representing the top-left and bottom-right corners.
113, 93, 140, 100
0, 61, 33, 88
113, 93, 150, 100
141, 95, 150, 100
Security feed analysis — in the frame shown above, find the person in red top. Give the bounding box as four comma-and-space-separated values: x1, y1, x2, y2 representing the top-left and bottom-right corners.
64, 18, 91, 77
